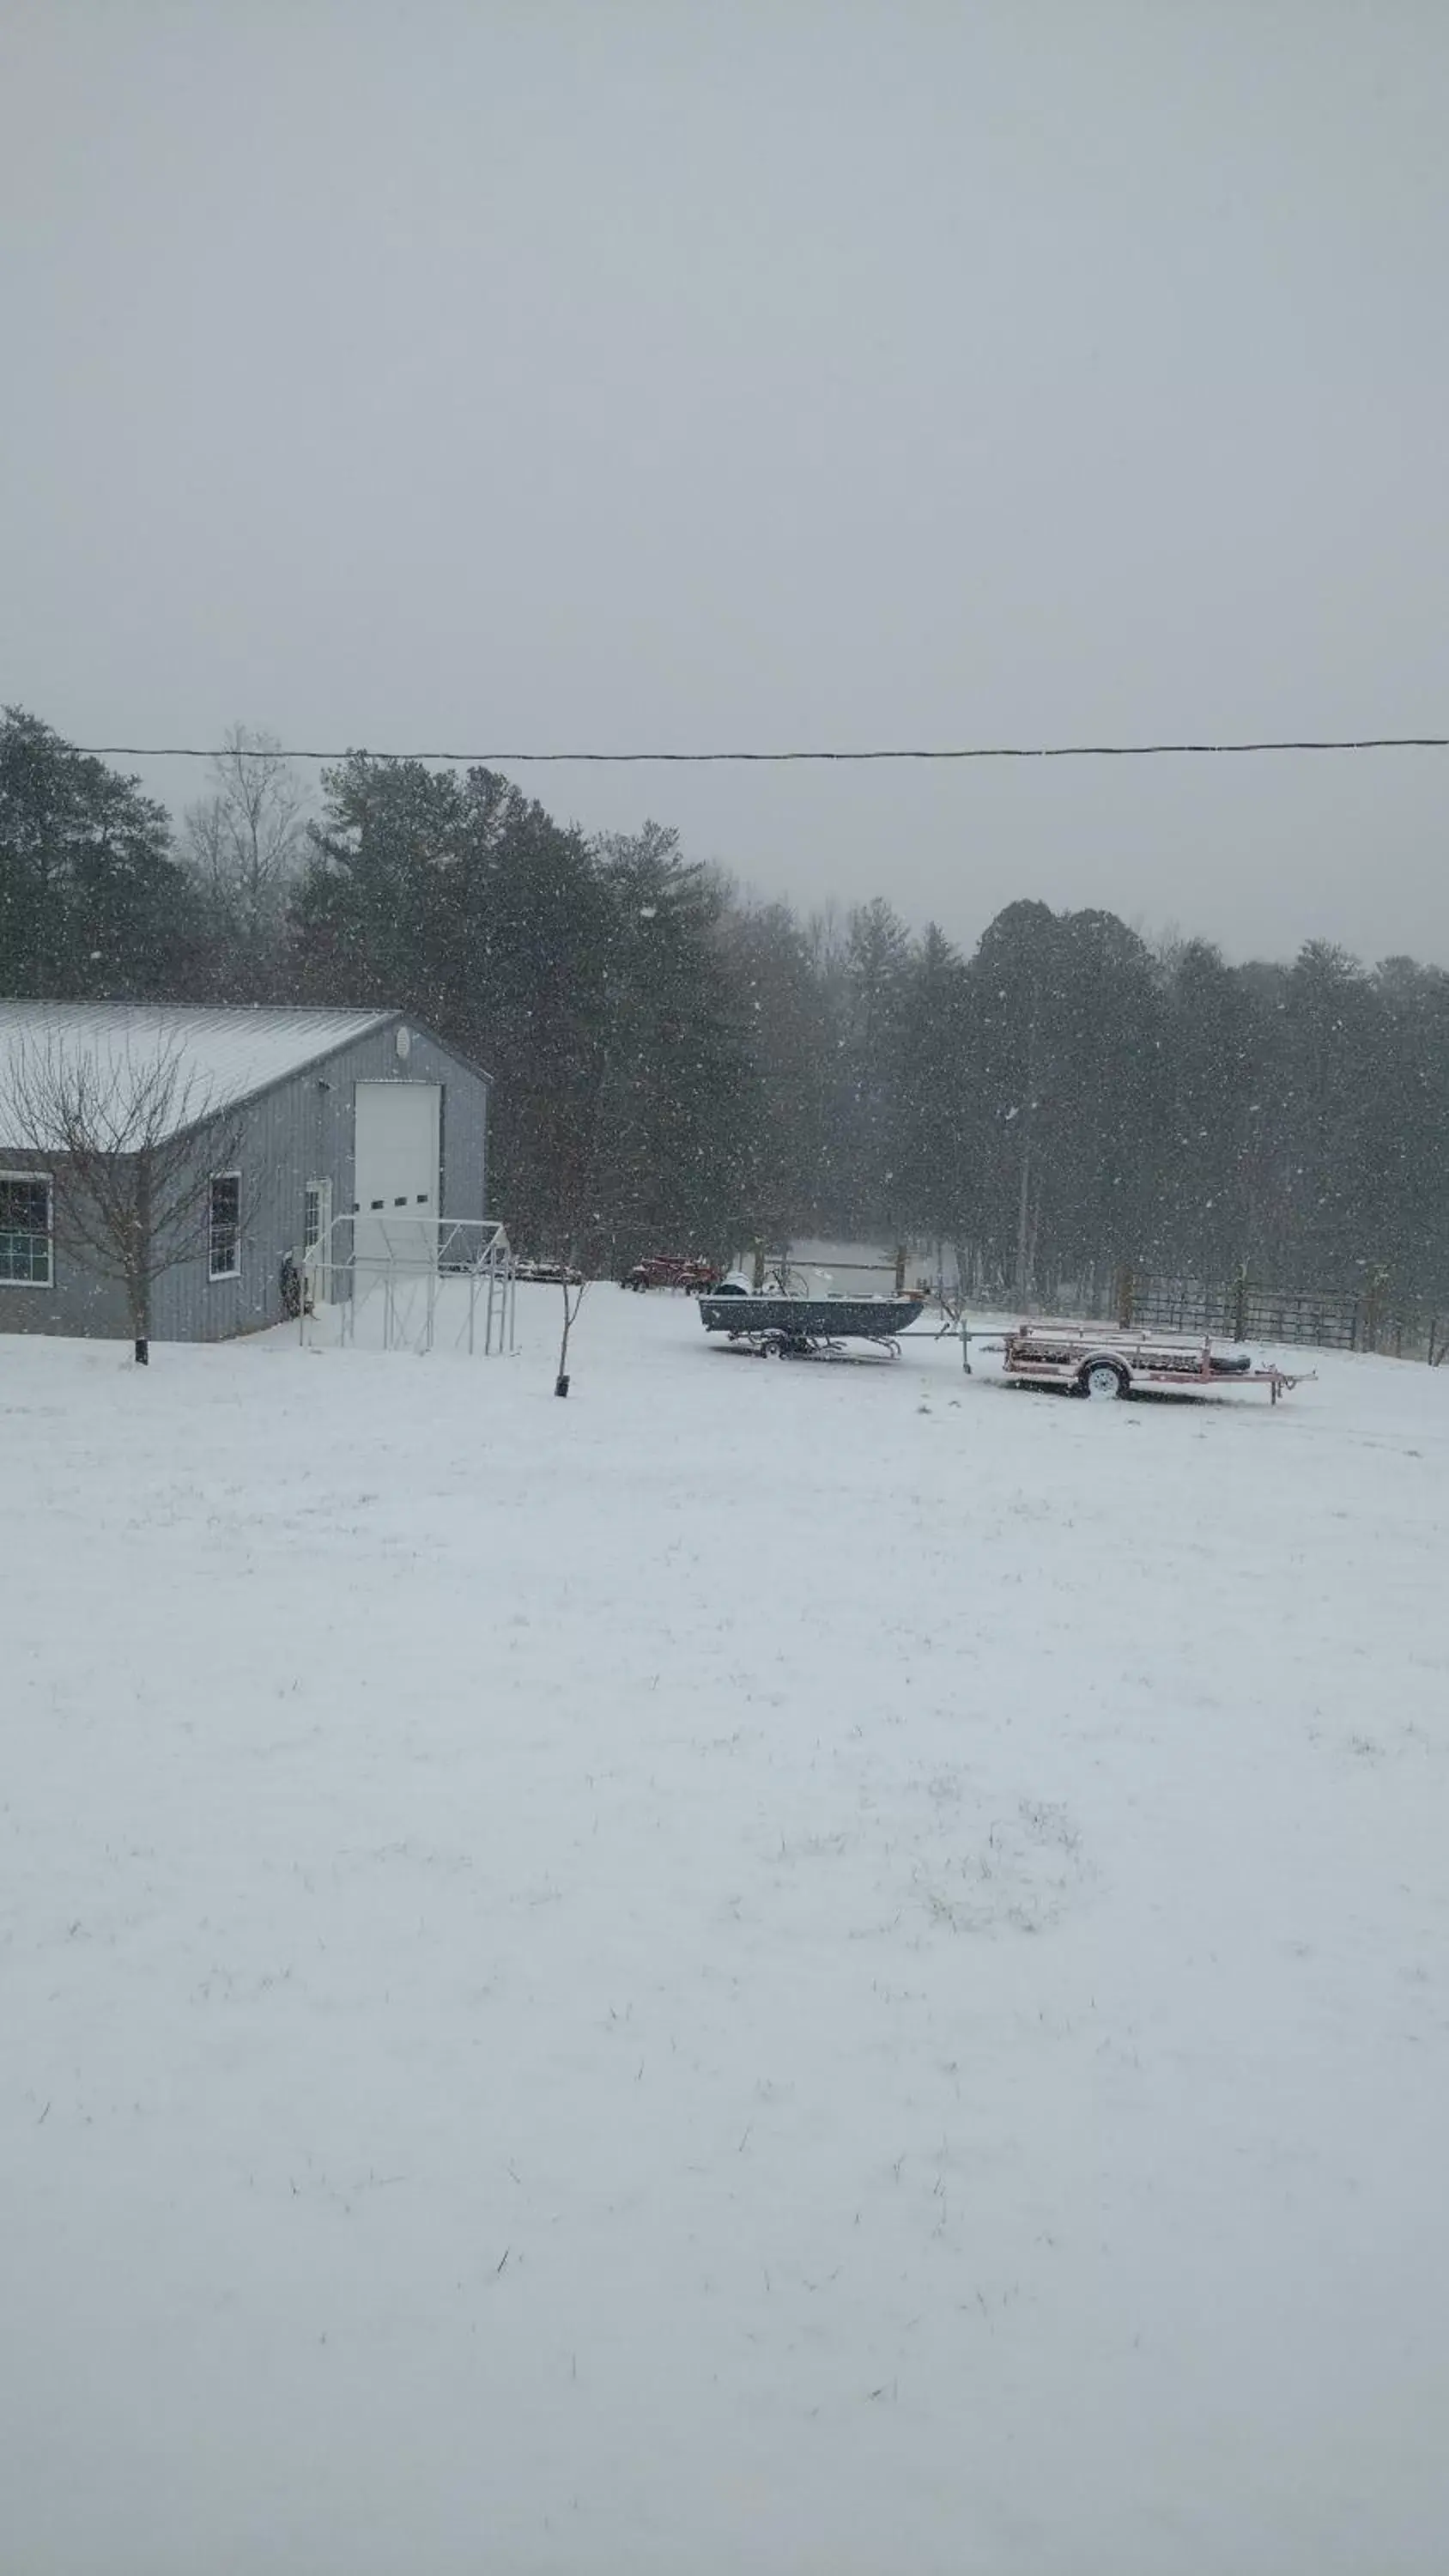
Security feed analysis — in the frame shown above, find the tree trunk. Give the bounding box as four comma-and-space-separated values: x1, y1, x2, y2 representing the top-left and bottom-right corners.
1014, 1150, 1032, 1304
130, 1277, 151, 1364
131, 1153, 153, 1364
555, 1269, 585, 1395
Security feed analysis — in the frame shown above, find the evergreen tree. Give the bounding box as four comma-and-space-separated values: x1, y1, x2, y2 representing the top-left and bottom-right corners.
9, 704, 1448, 1315
589, 827, 755, 1267
1155, 940, 1258, 1280
0, 708, 194, 999
834, 898, 911, 1234
1370, 959, 1449, 1300
892, 924, 976, 1257
293, 756, 615, 1248
717, 898, 838, 1246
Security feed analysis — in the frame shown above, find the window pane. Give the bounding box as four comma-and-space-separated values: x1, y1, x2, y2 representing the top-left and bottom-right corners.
209, 1174, 240, 1279
0, 1179, 48, 1230
0, 1178, 52, 1284
0, 1232, 47, 1282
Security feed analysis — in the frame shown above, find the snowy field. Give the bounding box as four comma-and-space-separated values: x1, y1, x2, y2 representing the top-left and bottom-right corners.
3, 1289, 1447, 2576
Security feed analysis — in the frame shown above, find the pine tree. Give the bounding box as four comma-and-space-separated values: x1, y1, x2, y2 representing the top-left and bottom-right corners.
0, 708, 194, 999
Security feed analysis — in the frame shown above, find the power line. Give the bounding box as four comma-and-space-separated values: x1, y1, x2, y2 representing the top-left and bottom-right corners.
73, 734, 1449, 766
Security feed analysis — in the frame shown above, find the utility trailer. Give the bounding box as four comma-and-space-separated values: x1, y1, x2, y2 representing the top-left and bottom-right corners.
965, 1317, 1310, 1403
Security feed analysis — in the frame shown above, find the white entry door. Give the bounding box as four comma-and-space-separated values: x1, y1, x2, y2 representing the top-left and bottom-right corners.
354, 1082, 441, 1269
303, 1176, 334, 1304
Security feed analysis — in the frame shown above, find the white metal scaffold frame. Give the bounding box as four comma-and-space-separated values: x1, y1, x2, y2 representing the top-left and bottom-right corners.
294, 1212, 517, 1356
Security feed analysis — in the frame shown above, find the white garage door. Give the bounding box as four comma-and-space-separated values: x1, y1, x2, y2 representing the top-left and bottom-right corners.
354, 1082, 441, 1267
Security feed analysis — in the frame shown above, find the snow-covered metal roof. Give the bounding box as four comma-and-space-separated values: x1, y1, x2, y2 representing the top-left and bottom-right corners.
0, 1002, 396, 1146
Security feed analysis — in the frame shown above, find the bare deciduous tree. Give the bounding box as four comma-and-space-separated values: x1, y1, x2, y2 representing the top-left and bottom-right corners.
181, 725, 309, 969
3, 1036, 246, 1364
554, 1270, 587, 1397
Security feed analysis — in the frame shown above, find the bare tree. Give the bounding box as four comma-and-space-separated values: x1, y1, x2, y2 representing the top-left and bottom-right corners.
3, 1035, 246, 1364
181, 725, 309, 968
554, 1271, 587, 1397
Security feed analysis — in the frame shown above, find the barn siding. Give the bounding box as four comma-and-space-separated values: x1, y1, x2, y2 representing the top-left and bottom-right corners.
1, 1017, 490, 1344
0, 1194, 131, 1337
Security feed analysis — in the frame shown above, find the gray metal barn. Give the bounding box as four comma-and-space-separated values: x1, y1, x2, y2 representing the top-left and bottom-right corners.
0, 1002, 491, 1342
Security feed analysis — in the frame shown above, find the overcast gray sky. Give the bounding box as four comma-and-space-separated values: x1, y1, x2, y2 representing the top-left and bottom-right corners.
3, 0, 1446, 965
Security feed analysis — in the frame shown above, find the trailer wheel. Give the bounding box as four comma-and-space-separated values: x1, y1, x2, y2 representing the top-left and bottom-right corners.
1078, 1358, 1129, 1400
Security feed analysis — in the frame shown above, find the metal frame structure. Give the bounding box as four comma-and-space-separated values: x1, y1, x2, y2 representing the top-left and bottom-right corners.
296, 1213, 517, 1356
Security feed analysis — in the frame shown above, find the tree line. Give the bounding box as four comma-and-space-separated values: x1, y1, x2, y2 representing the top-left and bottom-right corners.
3, 705, 1447, 1306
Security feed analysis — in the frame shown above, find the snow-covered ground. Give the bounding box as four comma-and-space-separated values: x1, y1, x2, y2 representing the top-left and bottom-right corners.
3, 1291, 1447, 2575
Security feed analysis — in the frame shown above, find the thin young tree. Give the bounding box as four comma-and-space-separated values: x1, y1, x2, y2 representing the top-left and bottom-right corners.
3, 1034, 246, 1363
553, 1270, 587, 1398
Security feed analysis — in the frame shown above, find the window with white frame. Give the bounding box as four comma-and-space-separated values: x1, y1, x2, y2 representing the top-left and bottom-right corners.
208, 1173, 241, 1281
0, 1175, 53, 1286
